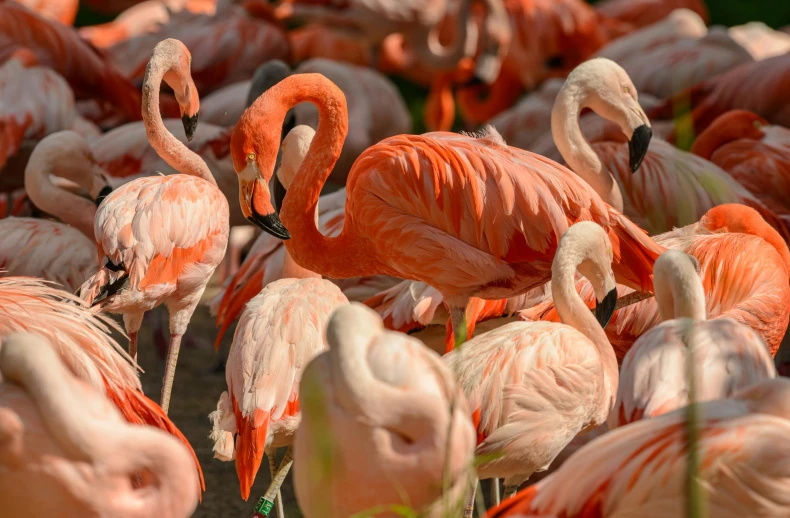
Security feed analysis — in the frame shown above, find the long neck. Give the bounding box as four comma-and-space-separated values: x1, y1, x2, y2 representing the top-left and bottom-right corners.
142, 57, 216, 185
271, 76, 376, 279
411, 0, 472, 69
655, 263, 707, 322
552, 258, 618, 404
552, 86, 624, 212
24, 156, 96, 239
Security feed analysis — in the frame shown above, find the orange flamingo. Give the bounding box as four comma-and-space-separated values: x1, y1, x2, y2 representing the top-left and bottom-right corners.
521, 204, 790, 361
0, 1, 144, 123
612, 250, 776, 428
12, 0, 78, 25
445, 221, 620, 507
0, 332, 200, 518
293, 303, 476, 518
79, 39, 230, 414
487, 378, 790, 518
0, 276, 205, 495
0, 131, 112, 292
691, 110, 790, 234
231, 73, 663, 342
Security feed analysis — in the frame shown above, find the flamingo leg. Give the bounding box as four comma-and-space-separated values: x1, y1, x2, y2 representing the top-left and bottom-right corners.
261, 446, 294, 512
160, 332, 183, 414
503, 482, 519, 499
490, 478, 500, 507
449, 305, 468, 347
123, 312, 144, 364
464, 479, 478, 518
267, 449, 285, 518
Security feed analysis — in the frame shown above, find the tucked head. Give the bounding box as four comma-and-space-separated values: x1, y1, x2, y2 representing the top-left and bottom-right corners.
148, 38, 200, 141
554, 221, 618, 327
690, 110, 768, 159
565, 57, 652, 173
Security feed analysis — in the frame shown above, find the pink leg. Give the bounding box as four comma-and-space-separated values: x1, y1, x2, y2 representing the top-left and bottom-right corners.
129, 332, 139, 363
124, 312, 144, 364
160, 333, 183, 414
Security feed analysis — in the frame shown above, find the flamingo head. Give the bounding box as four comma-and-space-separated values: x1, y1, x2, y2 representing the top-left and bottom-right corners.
156, 39, 201, 142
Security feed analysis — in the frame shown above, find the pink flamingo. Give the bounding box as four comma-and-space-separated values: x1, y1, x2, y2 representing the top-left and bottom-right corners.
0, 131, 111, 292
521, 204, 790, 361
593, 0, 708, 29
79, 39, 230, 414
612, 250, 776, 428
231, 73, 663, 342
209, 128, 350, 503
488, 378, 790, 518
0, 332, 199, 518
445, 221, 619, 509
0, 276, 205, 493
293, 303, 477, 518
729, 22, 790, 60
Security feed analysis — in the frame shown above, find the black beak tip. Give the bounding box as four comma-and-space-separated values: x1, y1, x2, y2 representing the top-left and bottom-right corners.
182, 112, 199, 142
629, 124, 652, 173
273, 175, 288, 212
594, 288, 618, 329
248, 210, 291, 240
94, 185, 113, 207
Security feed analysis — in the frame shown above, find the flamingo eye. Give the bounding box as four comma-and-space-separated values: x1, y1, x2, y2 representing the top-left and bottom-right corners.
623, 86, 630, 94
247, 153, 256, 162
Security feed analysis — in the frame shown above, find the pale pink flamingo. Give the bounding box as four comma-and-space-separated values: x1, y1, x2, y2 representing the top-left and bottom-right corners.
521, 204, 790, 361
444, 221, 619, 509
106, 5, 289, 95
550, 58, 789, 238
0, 131, 111, 292
0, 332, 199, 518
249, 58, 412, 185
231, 73, 663, 342
612, 249, 776, 428
488, 378, 790, 518
0, 49, 99, 171
593, 0, 708, 29
729, 22, 790, 61
691, 110, 790, 234
293, 302, 477, 518
0, 276, 205, 492
79, 39, 230, 414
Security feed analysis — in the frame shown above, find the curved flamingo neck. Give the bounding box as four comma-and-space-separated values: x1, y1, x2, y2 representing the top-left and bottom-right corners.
552, 85, 624, 212
256, 74, 373, 279
654, 253, 706, 322
691, 111, 767, 160
142, 53, 215, 185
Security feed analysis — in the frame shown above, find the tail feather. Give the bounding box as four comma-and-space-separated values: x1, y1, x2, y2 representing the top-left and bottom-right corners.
486, 485, 539, 517
106, 384, 206, 497
608, 210, 666, 293
232, 396, 269, 501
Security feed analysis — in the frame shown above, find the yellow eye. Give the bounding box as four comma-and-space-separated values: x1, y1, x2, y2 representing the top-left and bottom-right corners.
247, 153, 256, 162
623, 86, 630, 94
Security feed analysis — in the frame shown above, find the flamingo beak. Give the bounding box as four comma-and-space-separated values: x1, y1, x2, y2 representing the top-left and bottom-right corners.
182, 112, 199, 142
273, 173, 287, 212
95, 185, 113, 207
239, 165, 290, 240
629, 124, 652, 173
594, 288, 618, 329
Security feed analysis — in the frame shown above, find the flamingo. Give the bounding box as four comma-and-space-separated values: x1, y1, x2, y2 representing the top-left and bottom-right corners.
79, 39, 230, 414
0, 276, 205, 493
729, 22, 790, 61
0, 1, 144, 123
248, 58, 412, 185
0, 131, 112, 292
211, 125, 399, 348
593, 0, 708, 29
231, 73, 663, 342
0, 50, 99, 171
550, 58, 789, 238
487, 378, 790, 518
293, 303, 477, 518
444, 221, 619, 509
612, 249, 776, 428
691, 110, 790, 233
0, 332, 199, 518
521, 204, 790, 361
12, 0, 78, 25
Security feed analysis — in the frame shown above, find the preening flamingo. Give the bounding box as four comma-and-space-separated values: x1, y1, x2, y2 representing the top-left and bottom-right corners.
691, 110, 790, 232
231, 73, 663, 342
612, 250, 776, 428
521, 204, 790, 361
0, 131, 111, 292
487, 378, 790, 518
211, 125, 399, 346
0, 1, 144, 123
0, 332, 200, 518
79, 39, 230, 414
293, 303, 476, 518
444, 221, 619, 506
251, 58, 412, 185
0, 276, 205, 492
